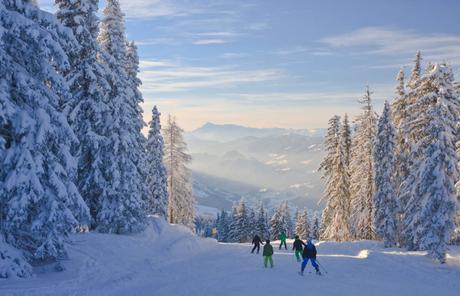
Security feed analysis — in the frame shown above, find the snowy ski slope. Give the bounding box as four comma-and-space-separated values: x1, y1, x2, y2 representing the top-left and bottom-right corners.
2, 217, 460, 296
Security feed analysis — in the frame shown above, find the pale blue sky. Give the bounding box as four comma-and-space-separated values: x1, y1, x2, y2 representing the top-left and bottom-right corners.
39, 0, 460, 130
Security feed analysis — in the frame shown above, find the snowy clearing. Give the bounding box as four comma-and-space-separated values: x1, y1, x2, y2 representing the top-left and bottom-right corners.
2, 217, 460, 296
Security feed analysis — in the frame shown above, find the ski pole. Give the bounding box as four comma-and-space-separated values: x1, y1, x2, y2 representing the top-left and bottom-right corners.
316, 259, 328, 274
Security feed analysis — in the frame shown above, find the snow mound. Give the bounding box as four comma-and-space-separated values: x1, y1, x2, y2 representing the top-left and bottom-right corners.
0, 216, 217, 295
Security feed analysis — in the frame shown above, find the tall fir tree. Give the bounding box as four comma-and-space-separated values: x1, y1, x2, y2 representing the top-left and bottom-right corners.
321, 127, 352, 242
401, 64, 460, 262
319, 115, 342, 237
255, 202, 269, 240
0, 0, 89, 263
55, 0, 114, 229
407, 51, 422, 90
145, 106, 168, 218
373, 101, 398, 247
163, 115, 195, 230
295, 209, 310, 240
312, 213, 320, 240
270, 205, 284, 240
350, 87, 377, 240
227, 205, 239, 242
228, 199, 251, 242
217, 210, 230, 242
390, 67, 409, 246
96, 0, 146, 233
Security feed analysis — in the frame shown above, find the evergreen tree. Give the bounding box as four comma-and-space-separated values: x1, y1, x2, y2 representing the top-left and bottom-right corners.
95, 0, 147, 233
255, 202, 269, 240
391, 67, 409, 246
319, 115, 342, 236
295, 209, 310, 240
55, 0, 114, 229
407, 51, 422, 90
401, 64, 460, 262
228, 199, 251, 242
282, 202, 294, 238
312, 213, 320, 240
0, 0, 89, 262
373, 101, 398, 247
217, 210, 230, 242
227, 205, 238, 242
321, 127, 352, 242
270, 205, 284, 240
163, 115, 195, 230
294, 209, 300, 236
145, 106, 168, 218
350, 87, 377, 240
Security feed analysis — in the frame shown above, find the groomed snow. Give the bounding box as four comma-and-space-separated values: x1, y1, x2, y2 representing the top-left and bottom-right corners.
2, 217, 460, 296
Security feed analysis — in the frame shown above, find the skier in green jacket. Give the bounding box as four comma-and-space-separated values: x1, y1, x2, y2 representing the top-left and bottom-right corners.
278, 231, 287, 250
263, 240, 274, 268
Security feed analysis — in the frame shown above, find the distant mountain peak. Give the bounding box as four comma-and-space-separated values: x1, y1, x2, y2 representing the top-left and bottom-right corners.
189, 122, 326, 142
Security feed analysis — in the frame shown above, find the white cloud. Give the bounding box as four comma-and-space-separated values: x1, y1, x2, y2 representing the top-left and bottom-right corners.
139, 59, 283, 92
193, 39, 228, 45
321, 27, 460, 64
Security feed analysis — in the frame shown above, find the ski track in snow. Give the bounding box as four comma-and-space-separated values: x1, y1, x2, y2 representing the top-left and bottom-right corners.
1, 218, 460, 296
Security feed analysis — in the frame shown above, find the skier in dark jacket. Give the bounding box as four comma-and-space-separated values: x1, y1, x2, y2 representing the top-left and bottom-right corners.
300, 239, 321, 275
292, 235, 306, 262
262, 240, 274, 268
251, 234, 264, 254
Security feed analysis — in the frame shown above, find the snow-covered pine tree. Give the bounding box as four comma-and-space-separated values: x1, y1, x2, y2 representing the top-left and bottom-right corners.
227, 205, 238, 242
295, 209, 310, 240
312, 213, 320, 240
395, 54, 426, 248
319, 115, 341, 237
350, 86, 378, 240
294, 209, 300, 235
321, 126, 352, 242
373, 101, 398, 247
270, 205, 284, 240
282, 201, 294, 238
227, 200, 250, 242
163, 115, 195, 230
390, 67, 410, 246
96, 0, 147, 233
55, 0, 115, 229
0, 0, 89, 263
401, 64, 460, 262
217, 210, 230, 242
255, 202, 269, 240
145, 106, 168, 218
407, 51, 422, 90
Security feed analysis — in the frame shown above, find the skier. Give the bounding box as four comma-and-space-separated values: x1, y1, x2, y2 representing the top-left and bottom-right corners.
263, 239, 274, 268
292, 235, 306, 262
299, 239, 321, 276
278, 231, 287, 250
251, 234, 264, 254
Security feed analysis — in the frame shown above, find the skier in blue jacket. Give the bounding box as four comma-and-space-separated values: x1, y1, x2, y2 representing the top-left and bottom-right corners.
299, 239, 321, 276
